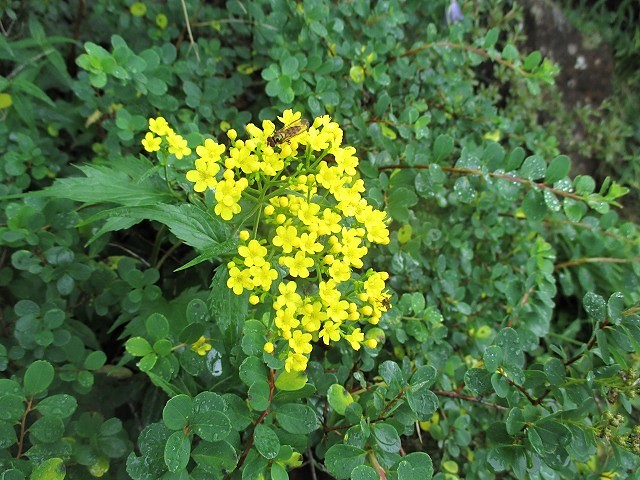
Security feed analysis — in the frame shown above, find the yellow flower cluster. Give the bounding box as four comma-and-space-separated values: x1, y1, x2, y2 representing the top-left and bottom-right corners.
142, 117, 192, 159
141, 111, 392, 373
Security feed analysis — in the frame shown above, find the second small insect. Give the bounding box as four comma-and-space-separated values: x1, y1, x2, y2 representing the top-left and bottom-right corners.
267, 118, 310, 147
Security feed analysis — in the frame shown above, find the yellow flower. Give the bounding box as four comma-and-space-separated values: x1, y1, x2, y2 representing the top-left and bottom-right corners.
263, 342, 274, 354
149, 117, 171, 136
272, 225, 299, 254
227, 265, 253, 295
238, 239, 268, 267
141, 132, 162, 152
167, 132, 191, 159
288, 329, 313, 354
196, 138, 226, 162
186, 158, 220, 192
319, 320, 341, 345
284, 352, 308, 372
280, 252, 314, 278
191, 336, 212, 356
344, 328, 364, 350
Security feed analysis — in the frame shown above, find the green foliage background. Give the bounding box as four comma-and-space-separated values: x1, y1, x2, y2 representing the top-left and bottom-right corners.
1, 0, 639, 479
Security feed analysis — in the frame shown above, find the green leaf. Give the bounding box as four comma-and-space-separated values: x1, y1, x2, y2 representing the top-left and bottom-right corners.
12, 79, 55, 107
254, 424, 280, 459
521, 190, 546, 222
327, 384, 354, 415
275, 370, 308, 391
240, 356, 268, 387
242, 332, 266, 356
406, 386, 438, 420
178, 323, 205, 344
89, 203, 231, 251
281, 56, 299, 76
164, 431, 191, 472
270, 463, 289, 480
30, 458, 65, 480
574, 175, 596, 195
464, 368, 493, 395
248, 379, 271, 411
24, 360, 55, 395
519, 155, 546, 181
583, 292, 606, 323
397, 451, 434, 480
523, 51, 542, 70
36, 394, 77, 418
275, 404, 319, 434
37, 158, 175, 207
501, 44, 519, 61
410, 366, 437, 388
491, 373, 510, 397
379, 361, 403, 394
607, 292, 624, 325
544, 358, 566, 386
351, 465, 378, 480
483, 28, 499, 48
506, 408, 525, 435
349, 65, 365, 84
83, 351, 107, 370
210, 265, 248, 333
325, 445, 367, 479
145, 313, 170, 341
192, 440, 238, 475
29, 416, 65, 443
545, 155, 570, 183
494, 328, 523, 368
163, 395, 193, 430
125, 337, 153, 357
483, 346, 502, 372
373, 423, 401, 453
0, 421, 18, 448
433, 134, 454, 161
191, 410, 231, 442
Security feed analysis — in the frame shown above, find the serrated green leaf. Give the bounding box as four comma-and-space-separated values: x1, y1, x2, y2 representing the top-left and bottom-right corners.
210, 265, 248, 333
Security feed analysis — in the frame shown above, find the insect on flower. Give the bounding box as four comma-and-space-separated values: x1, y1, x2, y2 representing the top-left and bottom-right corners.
267, 118, 310, 147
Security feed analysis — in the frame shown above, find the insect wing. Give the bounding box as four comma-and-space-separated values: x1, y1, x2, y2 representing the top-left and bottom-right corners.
268, 118, 309, 146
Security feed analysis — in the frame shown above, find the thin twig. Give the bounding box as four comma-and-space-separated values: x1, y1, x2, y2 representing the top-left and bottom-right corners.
307, 448, 318, 480
555, 256, 640, 270
179, 0, 200, 62
433, 389, 508, 410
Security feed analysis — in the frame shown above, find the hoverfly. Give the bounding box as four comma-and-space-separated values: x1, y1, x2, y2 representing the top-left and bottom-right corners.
267, 118, 310, 147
